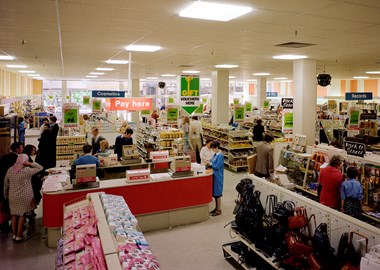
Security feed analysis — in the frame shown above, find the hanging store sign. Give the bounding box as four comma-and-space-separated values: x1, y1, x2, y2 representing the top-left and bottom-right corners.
234, 106, 245, 123
83, 96, 90, 105
266, 92, 278, 97
92, 90, 125, 98
245, 102, 252, 113
92, 99, 102, 113
194, 104, 204, 115
105, 98, 153, 111
282, 111, 294, 131
344, 141, 366, 158
141, 110, 151, 117
328, 100, 337, 112
168, 97, 174, 104
349, 108, 360, 127
340, 102, 348, 112
180, 75, 200, 115
166, 106, 179, 125
62, 103, 79, 128
345, 92, 373, 101
281, 98, 293, 109
263, 100, 270, 110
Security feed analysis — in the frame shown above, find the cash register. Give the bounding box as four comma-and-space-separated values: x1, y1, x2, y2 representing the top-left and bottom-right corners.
120, 145, 142, 165
169, 155, 194, 178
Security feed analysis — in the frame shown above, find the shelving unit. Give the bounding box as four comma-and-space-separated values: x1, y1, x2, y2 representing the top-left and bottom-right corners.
203, 124, 254, 171
56, 135, 86, 162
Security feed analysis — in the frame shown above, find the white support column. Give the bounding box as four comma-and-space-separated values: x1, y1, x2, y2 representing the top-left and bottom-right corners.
293, 59, 317, 145
62, 80, 68, 103
211, 70, 229, 125
256, 77, 267, 109
131, 78, 140, 123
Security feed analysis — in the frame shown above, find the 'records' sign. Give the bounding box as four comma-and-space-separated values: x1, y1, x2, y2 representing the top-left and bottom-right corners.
281, 98, 293, 109
344, 141, 366, 158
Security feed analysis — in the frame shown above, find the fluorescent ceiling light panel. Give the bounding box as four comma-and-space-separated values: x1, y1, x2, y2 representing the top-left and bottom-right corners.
253, 72, 270, 76
179, 1, 252, 22
215, 64, 239, 68
182, 70, 200, 74
33, 77, 43, 80
27, 74, 40, 77
86, 75, 98, 78
90, 72, 104, 75
96, 67, 114, 71
200, 78, 211, 81
229, 76, 236, 79
19, 70, 35, 73
126, 45, 161, 52
353, 76, 369, 79
161, 74, 176, 77
366, 71, 380, 74
246, 79, 257, 82
106, 60, 129, 64
274, 77, 288, 80
6, 64, 27, 68
146, 77, 158, 80
273, 55, 307, 60
0, 55, 14, 60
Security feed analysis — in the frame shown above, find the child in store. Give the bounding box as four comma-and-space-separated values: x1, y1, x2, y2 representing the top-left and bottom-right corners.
340, 167, 364, 219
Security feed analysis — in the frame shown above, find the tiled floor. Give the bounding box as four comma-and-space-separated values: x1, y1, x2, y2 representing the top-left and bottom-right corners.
0, 169, 247, 270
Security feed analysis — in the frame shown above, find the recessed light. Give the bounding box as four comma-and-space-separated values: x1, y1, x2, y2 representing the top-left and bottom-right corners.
200, 78, 211, 81
0, 55, 14, 60
126, 45, 161, 52
6, 64, 27, 68
215, 64, 239, 68
19, 70, 35, 73
246, 79, 257, 82
106, 60, 129, 64
273, 55, 307, 60
253, 72, 270, 76
366, 71, 380, 74
182, 70, 200, 74
229, 76, 236, 79
274, 77, 288, 80
96, 67, 114, 71
27, 74, 40, 77
146, 77, 158, 80
82, 79, 90, 81
86, 75, 98, 78
33, 76, 43, 80
353, 76, 369, 79
161, 74, 176, 77
179, 1, 252, 22
90, 72, 104, 75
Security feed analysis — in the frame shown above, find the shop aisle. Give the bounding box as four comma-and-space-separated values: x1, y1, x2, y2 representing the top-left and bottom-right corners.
0, 169, 244, 270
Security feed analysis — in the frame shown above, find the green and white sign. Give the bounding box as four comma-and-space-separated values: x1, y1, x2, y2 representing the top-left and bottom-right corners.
234, 106, 245, 123
83, 96, 90, 105
202, 97, 207, 103
349, 108, 360, 127
141, 110, 151, 117
233, 98, 239, 105
194, 104, 204, 115
168, 97, 174, 104
180, 75, 200, 115
62, 103, 79, 128
167, 106, 179, 125
245, 102, 252, 114
92, 99, 102, 112
282, 111, 294, 131
263, 100, 270, 110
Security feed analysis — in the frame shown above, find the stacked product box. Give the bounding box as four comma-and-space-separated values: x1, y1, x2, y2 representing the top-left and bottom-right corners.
99, 194, 160, 270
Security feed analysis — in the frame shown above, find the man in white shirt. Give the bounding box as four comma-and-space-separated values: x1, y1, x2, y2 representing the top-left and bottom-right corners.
39, 117, 49, 135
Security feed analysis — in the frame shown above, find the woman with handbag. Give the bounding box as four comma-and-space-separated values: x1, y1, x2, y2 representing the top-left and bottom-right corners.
205, 141, 224, 216
3, 154, 43, 242
189, 116, 203, 164
340, 167, 364, 219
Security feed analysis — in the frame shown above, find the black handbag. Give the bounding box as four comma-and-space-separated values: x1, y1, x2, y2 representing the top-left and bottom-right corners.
312, 223, 331, 255
273, 200, 295, 225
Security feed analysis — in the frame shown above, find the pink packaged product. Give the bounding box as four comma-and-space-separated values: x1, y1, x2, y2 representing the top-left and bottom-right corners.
64, 253, 76, 265
64, 233, 75, 245
75, 262, 85, 270
64, 220, 73, 231
74, 239, 85, 252
64, 242, 75, 255
64, 211, 73, 220
64, 261, 76, 270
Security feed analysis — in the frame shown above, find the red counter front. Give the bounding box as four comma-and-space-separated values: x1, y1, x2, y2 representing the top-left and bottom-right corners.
43, 174, 213, 228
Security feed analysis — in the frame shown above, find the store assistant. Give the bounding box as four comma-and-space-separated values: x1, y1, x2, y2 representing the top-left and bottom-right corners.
74, 145, 100, 167
114, 128, 133, 160
200, 139, 214, 165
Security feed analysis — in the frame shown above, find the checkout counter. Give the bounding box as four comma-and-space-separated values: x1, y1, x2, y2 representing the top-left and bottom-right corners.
42, 153, 213, 247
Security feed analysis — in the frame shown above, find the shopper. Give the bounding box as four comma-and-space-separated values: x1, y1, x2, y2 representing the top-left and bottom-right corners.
181, 116, 190, 151
91, 127, 105, 155
36, 124, 56, 170
10, 142, 24, 154
23, 144, 37, 162
151, 110, 159, 124
200, 139, 214, 165
253, 119, 265, 141
205, 141, 224, 216
3, 154, 43, 242
0, 152, 18, 233
18, 117, 26, 143
79, 115, 90, 139
49, 115, 59, 138
114, 128, 133, 160
39, 117, 49, 135
98, 140, 112, 157
255, 134, 274, 178
340, 167, 364, 219
119, 121, 129, 135
319, 155, 344, 210
74, 145, 100, 167
189, 116, 203, 164
144, 143, 155, 160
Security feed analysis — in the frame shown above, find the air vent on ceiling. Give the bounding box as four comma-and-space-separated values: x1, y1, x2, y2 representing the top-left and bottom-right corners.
275, 42, 315, 48
178, 65, 194, 68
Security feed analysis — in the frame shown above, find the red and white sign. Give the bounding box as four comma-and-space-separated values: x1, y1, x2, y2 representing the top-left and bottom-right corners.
105, 98, 153, 111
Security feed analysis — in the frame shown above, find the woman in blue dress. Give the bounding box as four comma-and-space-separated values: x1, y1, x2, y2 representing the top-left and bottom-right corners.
206, 141, 224, 216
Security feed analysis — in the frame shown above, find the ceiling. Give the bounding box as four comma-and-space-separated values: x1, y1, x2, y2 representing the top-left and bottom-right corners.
1, 0, 380, 82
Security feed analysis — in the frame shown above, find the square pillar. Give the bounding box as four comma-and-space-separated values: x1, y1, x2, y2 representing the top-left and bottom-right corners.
256, 77, 267, 109
211, 70, 229, 125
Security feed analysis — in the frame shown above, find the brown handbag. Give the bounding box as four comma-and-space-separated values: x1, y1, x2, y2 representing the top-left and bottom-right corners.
341, 232, 368, 270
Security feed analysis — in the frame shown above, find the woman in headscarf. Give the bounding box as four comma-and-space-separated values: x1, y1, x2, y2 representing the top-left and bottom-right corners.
3, 154, 42, 242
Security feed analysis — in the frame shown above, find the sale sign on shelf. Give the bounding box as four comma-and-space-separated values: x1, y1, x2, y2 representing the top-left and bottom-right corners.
105, 98, 153, 111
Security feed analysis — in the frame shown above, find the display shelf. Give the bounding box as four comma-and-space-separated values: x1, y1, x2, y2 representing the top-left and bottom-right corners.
56, 135, 86, 162
295, 184, 318, 198
222, 241, 251, 270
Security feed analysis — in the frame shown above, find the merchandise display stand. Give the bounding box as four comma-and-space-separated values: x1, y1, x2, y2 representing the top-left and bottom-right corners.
202, 124, 254, 171
56, 135, 87, 162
